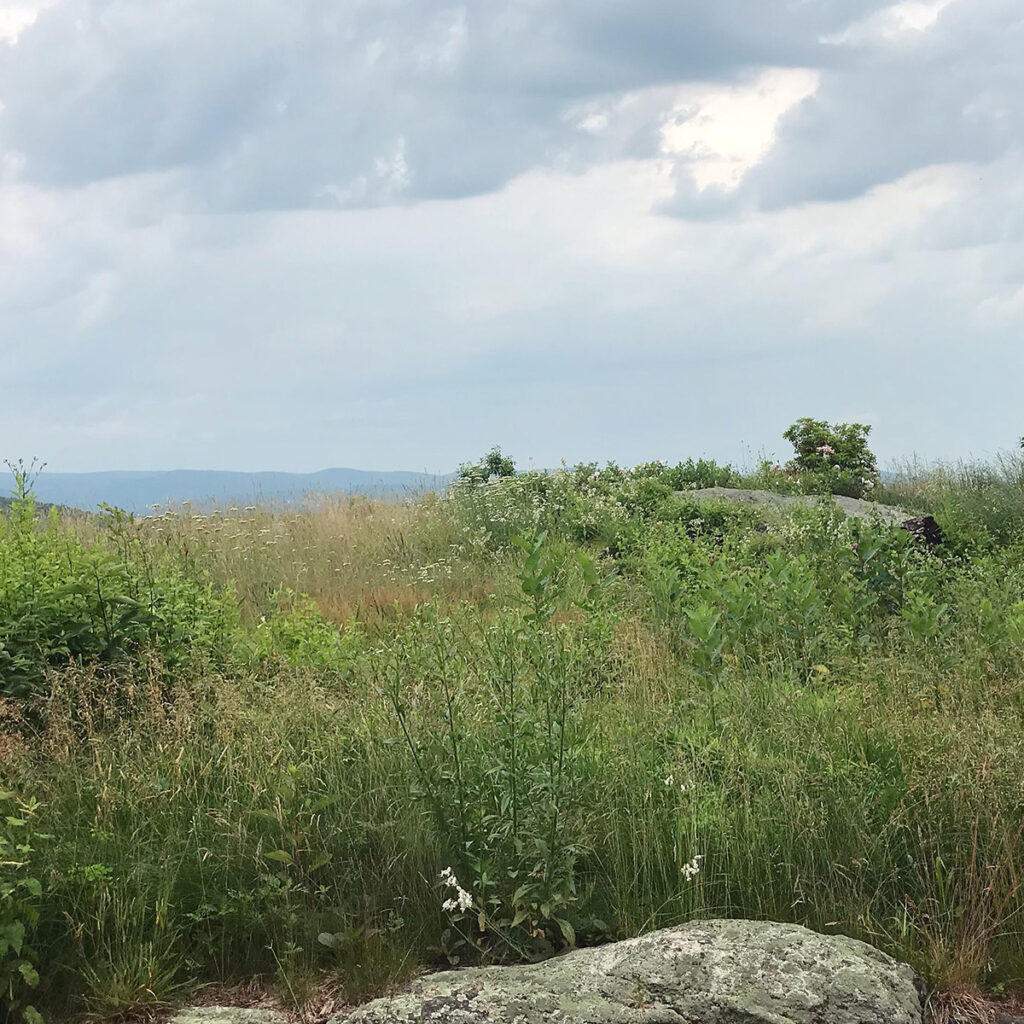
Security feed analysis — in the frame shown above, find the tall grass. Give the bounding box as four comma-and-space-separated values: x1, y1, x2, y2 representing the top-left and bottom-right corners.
2, 461, 1024, 1019
877, 450, 1024, 548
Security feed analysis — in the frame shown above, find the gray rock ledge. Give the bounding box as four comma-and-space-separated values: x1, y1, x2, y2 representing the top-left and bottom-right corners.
682, 487, 909, 526
332, 919, 924, 1024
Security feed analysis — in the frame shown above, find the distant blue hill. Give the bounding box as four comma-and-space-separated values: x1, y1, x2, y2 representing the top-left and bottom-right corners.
19, 468, 455, 515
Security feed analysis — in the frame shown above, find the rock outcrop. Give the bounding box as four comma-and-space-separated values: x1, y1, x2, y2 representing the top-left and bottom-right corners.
682, 487, 945, 545
899, 514, 944, 546
682, 487, 910, 525
334, 920, 923, 1024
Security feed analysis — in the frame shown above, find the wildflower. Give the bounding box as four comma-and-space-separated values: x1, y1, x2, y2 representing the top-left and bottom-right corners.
680, 854, 703, 881
439, 866, 474, 914
663, 774, 674, 787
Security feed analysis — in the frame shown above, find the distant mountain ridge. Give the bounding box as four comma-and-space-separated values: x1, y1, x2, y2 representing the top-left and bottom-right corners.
16, 468, 454, 515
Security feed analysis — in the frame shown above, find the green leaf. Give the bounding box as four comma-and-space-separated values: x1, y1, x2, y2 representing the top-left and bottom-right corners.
18, 961, 40, 986
308, 794, 346, 813
308, 852, 332, 872
0, 920, 25, 954
264, 849, 294, 865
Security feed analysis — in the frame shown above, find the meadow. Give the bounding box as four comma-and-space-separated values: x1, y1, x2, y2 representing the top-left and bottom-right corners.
2, 435, 1024, 1022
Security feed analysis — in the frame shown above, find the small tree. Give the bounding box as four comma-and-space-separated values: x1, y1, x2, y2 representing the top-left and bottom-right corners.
782, 418, 878, 498
459, 446, 516, 485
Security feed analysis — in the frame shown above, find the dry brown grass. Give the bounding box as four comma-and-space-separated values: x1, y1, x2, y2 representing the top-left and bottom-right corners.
926, 989, 1024, 1024
67, 492, 506, 627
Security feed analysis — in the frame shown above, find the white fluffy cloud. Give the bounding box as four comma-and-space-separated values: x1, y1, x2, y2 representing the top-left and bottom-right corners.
0, 0, 1021, 471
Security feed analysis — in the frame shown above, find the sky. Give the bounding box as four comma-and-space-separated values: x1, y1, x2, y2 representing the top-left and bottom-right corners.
0, 0, 1022, 473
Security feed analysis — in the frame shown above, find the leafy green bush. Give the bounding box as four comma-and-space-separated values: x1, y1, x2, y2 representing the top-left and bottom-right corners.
458, 446, 516, 484
447, 458, 738, 555
0, 790, 47, 1024
0, 469, 238, 698
249, 590, 362, 672
654, 458, 737, 491
379, 538, 618, 962
782, 418, 879, 498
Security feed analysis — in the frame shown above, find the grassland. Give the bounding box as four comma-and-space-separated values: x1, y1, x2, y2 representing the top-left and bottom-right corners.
2, 453, 1024, 1021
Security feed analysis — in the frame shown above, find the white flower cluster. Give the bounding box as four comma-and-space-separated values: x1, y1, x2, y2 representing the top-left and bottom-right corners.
663, 774, 694, 793
440, 866, 474, 913
680, 854, 703, 882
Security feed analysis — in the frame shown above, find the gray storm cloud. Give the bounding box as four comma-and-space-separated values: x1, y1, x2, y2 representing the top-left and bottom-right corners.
1, 0, 908, 211
1, 0, 1022, 473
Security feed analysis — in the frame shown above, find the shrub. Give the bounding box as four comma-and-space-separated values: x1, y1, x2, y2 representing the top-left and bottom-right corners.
0, 467, 238, 699
249, 590, 362, 672
657, 458, 736, 491
0, 790, 47, 1024
459, 447, 516, 485
782, 418, 878, 498
379, 538, 613, 962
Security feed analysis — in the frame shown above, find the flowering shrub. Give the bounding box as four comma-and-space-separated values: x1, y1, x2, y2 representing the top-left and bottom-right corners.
782, 418, 879, 498
447, 458, 738, 553
458, 446, 516, 484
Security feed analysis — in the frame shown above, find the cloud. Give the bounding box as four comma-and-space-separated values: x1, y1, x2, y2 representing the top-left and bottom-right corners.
0, 0, 896, 211
2, 0, 1017, 220
660, 68, 820, 191
0, 1, 53, 45
717, 0, 1024, 213
3, 143, 1023, 469
1, 0, 1022, 474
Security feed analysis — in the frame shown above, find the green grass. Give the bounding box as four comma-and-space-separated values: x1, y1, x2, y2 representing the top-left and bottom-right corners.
3, 456, 1024, 1019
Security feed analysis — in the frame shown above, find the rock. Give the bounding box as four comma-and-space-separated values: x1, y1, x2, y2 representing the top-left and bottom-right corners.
681, 488, 910, 526
168, 1009, 290, 1024
332, 920, 924, 1024
899, 514, 944, 546
681, 488, 947, 548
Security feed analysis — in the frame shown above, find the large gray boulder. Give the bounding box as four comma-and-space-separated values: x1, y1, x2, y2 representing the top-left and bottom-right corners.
682, 488, 946, 546
335, 920, 923, 1024
682, 487, 909, 526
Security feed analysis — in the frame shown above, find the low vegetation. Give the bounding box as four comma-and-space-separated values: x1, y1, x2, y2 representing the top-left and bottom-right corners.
2, 427, 1024, 1021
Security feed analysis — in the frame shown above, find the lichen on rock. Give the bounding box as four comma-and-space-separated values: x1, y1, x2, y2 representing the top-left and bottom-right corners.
333, 920, 924, 1024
